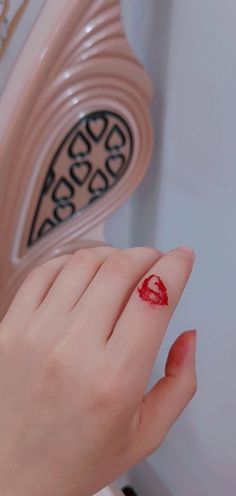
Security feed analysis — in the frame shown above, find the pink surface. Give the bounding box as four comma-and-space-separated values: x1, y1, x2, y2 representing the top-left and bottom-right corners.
0, 0, 153, 320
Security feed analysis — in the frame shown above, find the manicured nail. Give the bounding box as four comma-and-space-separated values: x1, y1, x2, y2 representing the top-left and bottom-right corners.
189, 331, 197, 379
167, 330, 197, 372
177, 246, 195, 257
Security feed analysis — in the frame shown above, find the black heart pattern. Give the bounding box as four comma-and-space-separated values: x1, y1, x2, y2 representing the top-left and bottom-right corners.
88, 169, 109, 195
70, 161, 92, 186
54, 203, 75, 222
28, 110, 133, 247
105, 124, 126, 151
106, 154, 125, 177
86, 116, 108, 142
37, 218, 55, 238
68, 131, 91, 158
42, 168, 55, 195
52, 177, 75, 204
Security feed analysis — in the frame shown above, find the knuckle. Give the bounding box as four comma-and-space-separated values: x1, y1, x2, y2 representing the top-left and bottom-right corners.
173, 249, 194, 267
41, 255, 70, 269
24, 255, 70, 284
145, 246, 160, 257
136, 246, 160, 258
71, 248, 99, 269
183, 374, 197, 399
38, 255, 70, 274
102, 252, 134, 278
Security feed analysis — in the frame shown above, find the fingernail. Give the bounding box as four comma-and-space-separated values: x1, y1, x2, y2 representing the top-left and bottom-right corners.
177, 246, 195, 257
171, 331, 197, 369
180, 330, 197, 362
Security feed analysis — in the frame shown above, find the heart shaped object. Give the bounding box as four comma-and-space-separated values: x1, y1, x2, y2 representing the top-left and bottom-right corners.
70, 161, 92, 186
86, 116, 108, 142
138, 275, 168, 306
106, 154, 125, 177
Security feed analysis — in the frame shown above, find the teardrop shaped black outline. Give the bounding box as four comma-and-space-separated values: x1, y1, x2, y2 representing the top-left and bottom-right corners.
105, 124, 126, 152
105, 154, 125, 178
41, 168, 55, 195
86, 115, 108, 143
68, 131, 91, 159
37, 218, 56, 240
27, 110, 133, 247
88, 169, 109, 195
70, 161, 92, 186
51, 176, 75, 204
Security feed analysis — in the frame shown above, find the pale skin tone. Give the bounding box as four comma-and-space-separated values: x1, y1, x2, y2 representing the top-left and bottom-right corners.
0, 246, 197, 496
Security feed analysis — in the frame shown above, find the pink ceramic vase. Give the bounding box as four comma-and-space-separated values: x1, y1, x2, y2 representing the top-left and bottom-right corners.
0, 0, 153, 325
0, 2, 153, 493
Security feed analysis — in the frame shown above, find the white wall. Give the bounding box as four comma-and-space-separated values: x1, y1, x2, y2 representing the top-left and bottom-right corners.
110, 1, 236, 495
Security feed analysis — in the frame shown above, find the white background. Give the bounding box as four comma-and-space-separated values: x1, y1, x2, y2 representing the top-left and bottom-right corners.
118, 2, 236, 495
1, 1, 236, 495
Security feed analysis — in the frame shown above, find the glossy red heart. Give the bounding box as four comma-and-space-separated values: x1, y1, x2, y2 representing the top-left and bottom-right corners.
138, 275, 168, 306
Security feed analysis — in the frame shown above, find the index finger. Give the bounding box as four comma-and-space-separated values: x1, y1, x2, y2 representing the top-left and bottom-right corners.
107, 247, 195, 389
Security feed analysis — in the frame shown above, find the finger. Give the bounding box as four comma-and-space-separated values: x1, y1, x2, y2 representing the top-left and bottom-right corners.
2, 255, 71, 331
25, 247, 122, 352
130, 330, 197, 461
62, 247, 162, 349
108, 247, 195, 392
40, 246, 120, 313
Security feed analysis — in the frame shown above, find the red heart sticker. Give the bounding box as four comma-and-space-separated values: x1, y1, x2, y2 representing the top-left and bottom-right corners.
138, 275, 168, 306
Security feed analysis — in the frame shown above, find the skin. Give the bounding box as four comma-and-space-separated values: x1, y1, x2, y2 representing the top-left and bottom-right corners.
0, 246, 197, 496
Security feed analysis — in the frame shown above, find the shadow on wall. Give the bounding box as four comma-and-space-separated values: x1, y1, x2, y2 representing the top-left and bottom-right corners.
128, 460, 174, 496
121, 0, 174, 247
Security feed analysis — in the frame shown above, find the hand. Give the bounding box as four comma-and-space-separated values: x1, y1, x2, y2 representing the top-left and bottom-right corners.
0, 246, 197, 496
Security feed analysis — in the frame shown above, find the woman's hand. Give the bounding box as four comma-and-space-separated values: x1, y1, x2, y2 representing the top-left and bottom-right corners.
0, 246, 197, 496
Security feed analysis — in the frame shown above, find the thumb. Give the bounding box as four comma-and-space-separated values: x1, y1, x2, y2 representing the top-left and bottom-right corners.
130, 330, 197, 461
